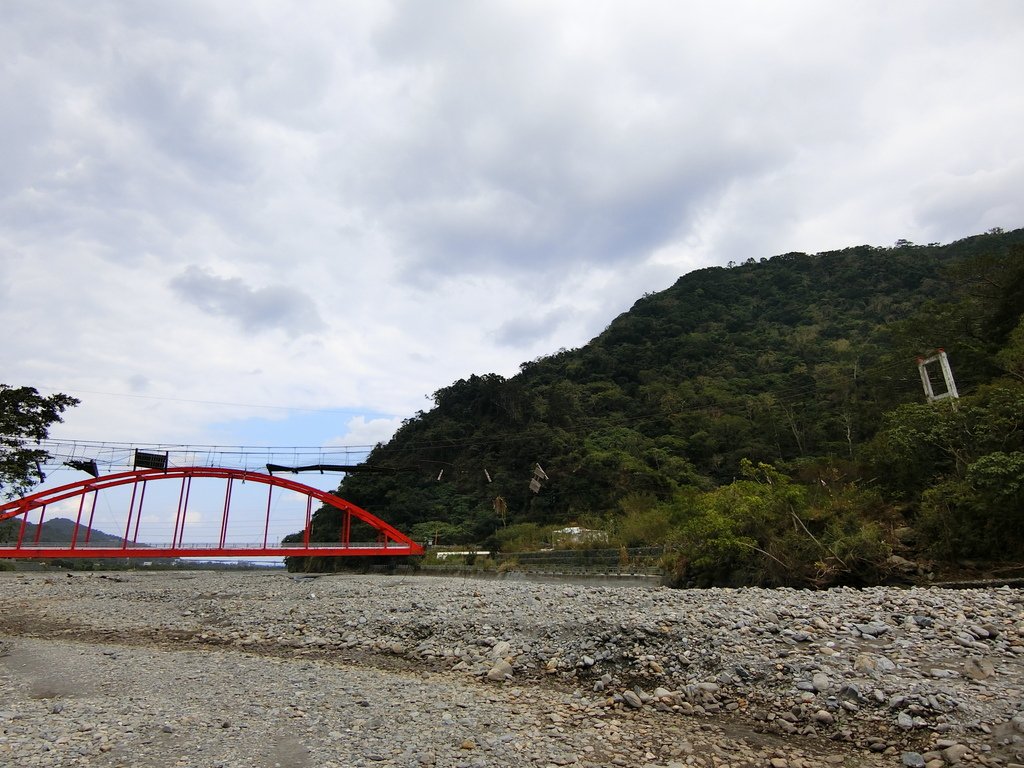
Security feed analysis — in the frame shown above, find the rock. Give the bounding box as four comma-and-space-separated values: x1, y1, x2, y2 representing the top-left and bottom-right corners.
622, 690, 643, 709
888, 555, 919, 574
486, 660, 513, 681
1011, 713, 1024, 733
855, 621, 891, 637
941, 744, 970, 764
901, 752, 926, 768
812, 672, 830, 692
854, 654, 878, 674
963, 657, 995, 681
839, 683, 863, 702
491, 641, 511, 658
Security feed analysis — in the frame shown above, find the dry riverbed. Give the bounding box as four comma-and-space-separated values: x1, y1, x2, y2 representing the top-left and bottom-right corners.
1, 570, 1022, 768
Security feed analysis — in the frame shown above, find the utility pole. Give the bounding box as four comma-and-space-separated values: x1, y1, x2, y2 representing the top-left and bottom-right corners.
917, 349, 959, 403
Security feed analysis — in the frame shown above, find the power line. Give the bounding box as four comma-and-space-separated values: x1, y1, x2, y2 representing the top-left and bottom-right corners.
31, 354, 931, 479
35, 385, 379, 416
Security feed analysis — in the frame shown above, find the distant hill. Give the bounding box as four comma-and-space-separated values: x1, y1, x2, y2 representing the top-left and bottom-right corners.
0, 516, 126, 547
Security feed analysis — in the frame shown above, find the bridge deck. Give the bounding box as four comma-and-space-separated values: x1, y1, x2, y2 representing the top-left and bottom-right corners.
0, 542, 417, 559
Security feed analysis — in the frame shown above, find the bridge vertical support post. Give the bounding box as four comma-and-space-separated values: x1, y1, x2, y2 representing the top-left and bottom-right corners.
17, 506, 30, 547
303, 496, 312, 548
262, 485, 273, 549
123, 482, 139, 549
71, 493, 86, 550
85, 492, 98, 544
172, 477, 187, 551
219, 477, 233, 549
33, 505, 47, 544
131, 480, 148, 544
177, 476, 192, 547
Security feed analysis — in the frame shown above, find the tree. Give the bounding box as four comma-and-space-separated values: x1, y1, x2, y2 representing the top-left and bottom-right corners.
996, 317, 1024, 382
0, 385, 79, 499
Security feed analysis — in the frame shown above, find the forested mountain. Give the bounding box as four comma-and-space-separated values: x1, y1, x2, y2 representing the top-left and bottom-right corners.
292, 228, 1024, 584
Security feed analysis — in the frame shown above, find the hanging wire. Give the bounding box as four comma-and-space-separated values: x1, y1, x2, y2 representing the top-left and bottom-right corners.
34, 440, 377, 476
33, 353, 926, 480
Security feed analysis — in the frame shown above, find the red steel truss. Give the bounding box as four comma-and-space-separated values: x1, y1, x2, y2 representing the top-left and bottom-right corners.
0, 467, 423, 559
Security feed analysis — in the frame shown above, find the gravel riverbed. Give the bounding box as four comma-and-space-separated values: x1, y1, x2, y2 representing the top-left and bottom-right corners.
1, 570, 1022, 768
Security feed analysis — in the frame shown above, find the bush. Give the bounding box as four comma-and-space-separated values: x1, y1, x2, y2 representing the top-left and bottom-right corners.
665, 460, 892, 588
917, 451, 1024, 559
491, 522, 553, 552
612, 507, 673, 548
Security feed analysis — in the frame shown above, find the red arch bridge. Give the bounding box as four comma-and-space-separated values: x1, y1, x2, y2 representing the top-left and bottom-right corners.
0, 467, 423, 560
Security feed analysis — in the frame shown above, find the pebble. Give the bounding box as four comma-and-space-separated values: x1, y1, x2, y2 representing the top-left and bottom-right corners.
622, 690, 643, 709
2, 571, 1023, 767
942, 744, 971, 764
486, 660, 513, 681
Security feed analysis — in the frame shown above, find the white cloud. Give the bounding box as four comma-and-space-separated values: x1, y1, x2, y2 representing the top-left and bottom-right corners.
0, 0, 1021, 451
326, 416, 405, 449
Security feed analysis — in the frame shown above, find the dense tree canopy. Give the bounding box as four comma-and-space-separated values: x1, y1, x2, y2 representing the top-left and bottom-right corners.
289, 229, 1024, 580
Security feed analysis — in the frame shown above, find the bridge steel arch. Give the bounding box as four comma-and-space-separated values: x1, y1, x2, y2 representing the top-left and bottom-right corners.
0, 467, 424, 559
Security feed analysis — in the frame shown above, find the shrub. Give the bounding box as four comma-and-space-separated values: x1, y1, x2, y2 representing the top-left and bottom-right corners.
492, 522, 553, 552
666, 460, 892, 588
917, 451, 1024, 559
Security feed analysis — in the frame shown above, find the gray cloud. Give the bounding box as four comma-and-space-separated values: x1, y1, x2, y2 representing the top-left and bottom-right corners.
913, 162, 1024, 238
492, 307, 577, 349
339, 2, 870, 282
0, 1, 1022, 445
170, 266, 324, 337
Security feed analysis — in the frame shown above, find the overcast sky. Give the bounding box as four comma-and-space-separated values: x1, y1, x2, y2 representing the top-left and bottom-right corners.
3, 1, 1023, 469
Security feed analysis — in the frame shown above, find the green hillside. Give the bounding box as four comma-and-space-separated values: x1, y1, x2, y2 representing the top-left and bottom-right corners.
292, 228, 1024, 584
0, 517, 126, 546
